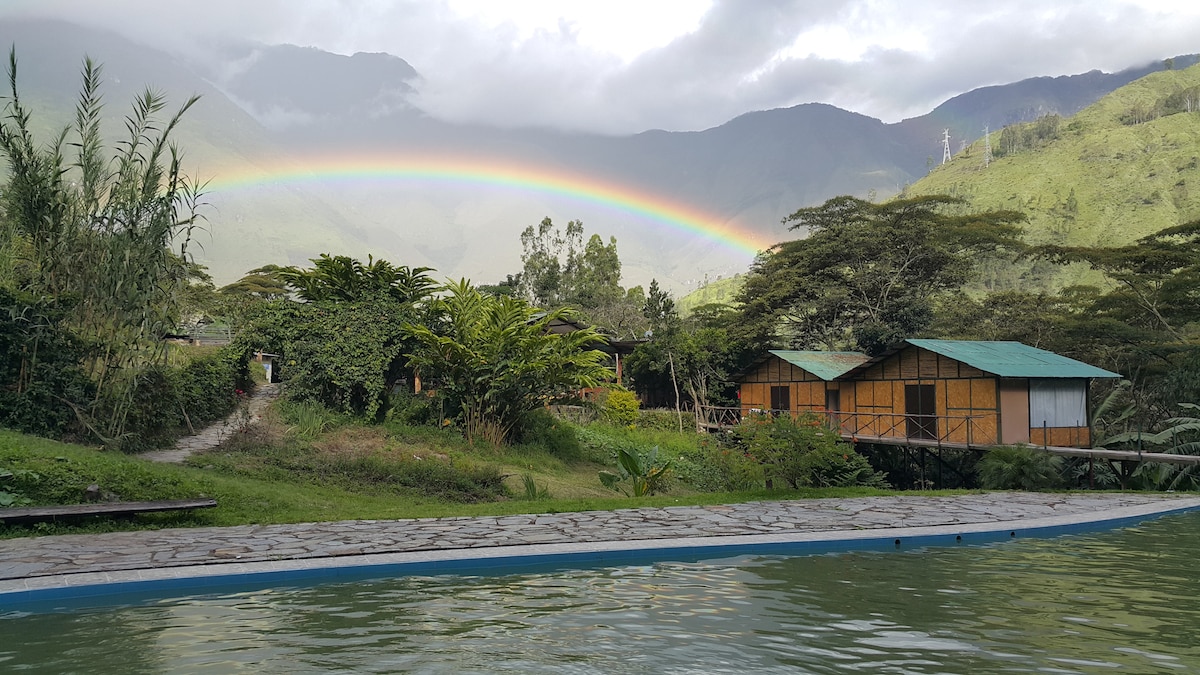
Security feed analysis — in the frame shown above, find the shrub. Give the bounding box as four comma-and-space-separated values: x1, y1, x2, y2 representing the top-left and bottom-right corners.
324, 452, 507, 502
977, 445, 1063, 490
0, 289, 96, 438
673, 442, 762, 492
106, 344, 253, 452
574, 424, 639, 464
520, 473, 551, 500
0, 468, 38, 506
602, 389, 641, 427
730, 413, 844, 488
599, 445, 672, 496
516, 408, 583, 460
574, 422, 706, 466
175, 345, 254, 426
639, 408, 687, 431
387, 389, 437, 426
728, 413, 885, 489
796, 445, 889, 488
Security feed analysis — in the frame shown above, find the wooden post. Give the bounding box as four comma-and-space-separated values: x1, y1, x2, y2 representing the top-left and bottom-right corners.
668, 352, 683, 433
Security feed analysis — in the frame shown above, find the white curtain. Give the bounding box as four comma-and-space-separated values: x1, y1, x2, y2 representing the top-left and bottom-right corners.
1028, 379, 1086, 428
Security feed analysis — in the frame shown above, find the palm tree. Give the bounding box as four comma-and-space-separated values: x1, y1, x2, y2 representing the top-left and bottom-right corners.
406, 280, 610, 445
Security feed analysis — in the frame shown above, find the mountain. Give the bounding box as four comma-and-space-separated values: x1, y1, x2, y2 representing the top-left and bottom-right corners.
0, 18, 1190, 292
894, 55, 1200, 163
212, 43, 421, 129
905, 62, 1200, 291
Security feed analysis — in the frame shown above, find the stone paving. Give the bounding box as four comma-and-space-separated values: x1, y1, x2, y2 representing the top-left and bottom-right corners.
139, 383, 280, 463
2, 492, 1197, 588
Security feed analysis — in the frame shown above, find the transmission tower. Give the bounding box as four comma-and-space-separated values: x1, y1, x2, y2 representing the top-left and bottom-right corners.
983, 125, 993, 168
941, 129, 952, 165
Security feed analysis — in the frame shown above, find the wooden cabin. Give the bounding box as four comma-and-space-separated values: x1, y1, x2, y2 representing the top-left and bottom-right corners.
736, 340, 1121, 449
738, 350, 870, 416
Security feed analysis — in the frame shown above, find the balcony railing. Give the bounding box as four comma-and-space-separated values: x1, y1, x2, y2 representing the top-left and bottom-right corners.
697, 405, 997, 446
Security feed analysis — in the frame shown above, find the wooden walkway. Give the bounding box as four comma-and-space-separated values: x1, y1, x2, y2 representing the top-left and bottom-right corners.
0, 498, 217, 525
844, 434, 1200, 466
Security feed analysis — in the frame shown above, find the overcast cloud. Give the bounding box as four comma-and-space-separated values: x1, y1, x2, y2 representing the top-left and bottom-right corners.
3, 0, 1199, 134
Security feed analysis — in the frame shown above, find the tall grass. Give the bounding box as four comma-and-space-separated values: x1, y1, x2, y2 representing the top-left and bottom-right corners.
279, 400, 342, 440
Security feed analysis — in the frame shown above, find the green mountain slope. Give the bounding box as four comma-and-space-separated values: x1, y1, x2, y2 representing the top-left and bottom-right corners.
908, 63, 1200, 290
677, 274, 744, 314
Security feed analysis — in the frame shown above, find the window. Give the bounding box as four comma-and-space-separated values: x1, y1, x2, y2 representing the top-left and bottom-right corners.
770, 385, 790, 411
1029, 379, 1086, 427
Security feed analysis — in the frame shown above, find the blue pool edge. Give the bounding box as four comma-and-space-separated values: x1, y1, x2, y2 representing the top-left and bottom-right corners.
4, 497, 1200, 610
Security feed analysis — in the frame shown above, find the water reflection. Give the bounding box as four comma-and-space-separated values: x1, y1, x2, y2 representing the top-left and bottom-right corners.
3, 513, 1198, 673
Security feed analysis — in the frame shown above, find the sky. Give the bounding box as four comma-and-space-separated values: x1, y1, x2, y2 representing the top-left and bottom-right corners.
4, 0, 1200, 135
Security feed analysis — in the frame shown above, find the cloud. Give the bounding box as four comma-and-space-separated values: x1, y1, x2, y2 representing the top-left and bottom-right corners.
2, 0, 1199, 134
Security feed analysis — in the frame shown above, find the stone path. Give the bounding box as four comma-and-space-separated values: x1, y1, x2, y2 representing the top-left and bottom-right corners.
139, 383, 280, 463
2, 492, 1197, 589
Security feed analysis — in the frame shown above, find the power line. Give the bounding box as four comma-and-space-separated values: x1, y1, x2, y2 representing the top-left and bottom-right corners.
941, 129, 952, 165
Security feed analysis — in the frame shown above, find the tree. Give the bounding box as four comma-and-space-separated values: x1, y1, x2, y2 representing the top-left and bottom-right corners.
736, 195, 1025, 354
239, 295, 419, 419
518, 217, 583, 306
1017, 222, 1200, 435
0, 51, 206, 443
929, 289, 1082, 349
188, 265, 293, 342
279, 253, 436, 304
478, 273, 521, 298
1034, 221, 1200, 340
514, 217, 648, 338
406, 280, 610, 445
219, 265, 290, 300
626, 292, 750, 412
572, 233, 623, 309
642, 279, 676, 330
240, 254, 437, 419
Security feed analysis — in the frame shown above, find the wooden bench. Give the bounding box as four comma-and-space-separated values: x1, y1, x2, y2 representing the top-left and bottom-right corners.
0, 498, 218, 525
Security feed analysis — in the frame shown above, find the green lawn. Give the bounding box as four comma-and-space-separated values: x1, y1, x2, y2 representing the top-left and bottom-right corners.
0, 416, 939, 539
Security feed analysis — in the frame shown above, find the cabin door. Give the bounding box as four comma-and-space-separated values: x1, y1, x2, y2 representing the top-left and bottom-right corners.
825, 388, 841, 429
905, 384, 937, 440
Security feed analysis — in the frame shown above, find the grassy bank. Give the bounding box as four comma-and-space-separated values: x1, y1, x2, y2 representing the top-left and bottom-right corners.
0, 407, 934, 539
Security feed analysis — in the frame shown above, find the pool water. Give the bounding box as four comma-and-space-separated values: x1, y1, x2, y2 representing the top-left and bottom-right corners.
3, 512, 1199, 674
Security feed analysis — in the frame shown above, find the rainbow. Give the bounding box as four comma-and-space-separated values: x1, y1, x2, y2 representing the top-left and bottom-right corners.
206, 152, 773, 258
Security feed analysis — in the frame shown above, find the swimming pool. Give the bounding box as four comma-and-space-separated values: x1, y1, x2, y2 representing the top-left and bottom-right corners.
4, 511, 1198, 673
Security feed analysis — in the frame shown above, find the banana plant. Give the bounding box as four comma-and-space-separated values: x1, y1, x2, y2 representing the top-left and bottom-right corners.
599, 445, 672, 497
1106, 402, 1200, 491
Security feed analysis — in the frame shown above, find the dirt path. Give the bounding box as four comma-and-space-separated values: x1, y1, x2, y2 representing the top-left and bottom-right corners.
139, 383, 280, 463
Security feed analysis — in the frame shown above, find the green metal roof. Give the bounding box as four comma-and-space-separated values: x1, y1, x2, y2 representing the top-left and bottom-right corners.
905, 339, 1121, 379
769, 350, 870, 380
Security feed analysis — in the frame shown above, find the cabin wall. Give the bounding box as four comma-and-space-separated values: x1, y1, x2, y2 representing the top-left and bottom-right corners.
844, 346, 1000, 444
1030, 427, 1092, 447
739, 356, 827, 414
